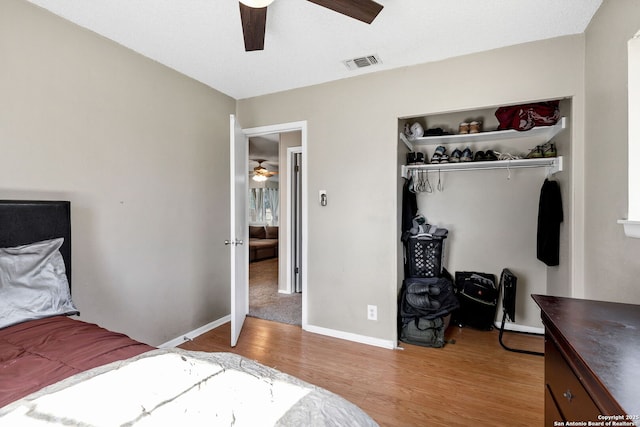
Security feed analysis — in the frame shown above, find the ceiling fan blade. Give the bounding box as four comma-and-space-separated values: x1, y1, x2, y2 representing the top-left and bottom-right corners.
239, 3, 267, 51
306, 0, 383, 24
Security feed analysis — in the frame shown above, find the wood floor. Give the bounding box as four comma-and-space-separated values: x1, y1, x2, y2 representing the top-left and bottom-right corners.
179, 317, 545, 427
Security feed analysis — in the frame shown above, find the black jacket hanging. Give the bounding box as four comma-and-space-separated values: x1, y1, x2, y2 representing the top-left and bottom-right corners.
402, 177, 418, 278
402, 177, 418, 239
537, 178, 563, 266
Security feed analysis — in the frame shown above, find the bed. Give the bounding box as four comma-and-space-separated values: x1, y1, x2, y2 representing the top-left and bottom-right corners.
0, 200, 377, 426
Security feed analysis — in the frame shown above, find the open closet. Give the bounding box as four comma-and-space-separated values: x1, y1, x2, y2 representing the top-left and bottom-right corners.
397, 98, 572, 332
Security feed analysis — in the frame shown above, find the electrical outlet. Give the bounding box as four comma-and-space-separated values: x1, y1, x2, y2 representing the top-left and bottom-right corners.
367, 305, 377, 321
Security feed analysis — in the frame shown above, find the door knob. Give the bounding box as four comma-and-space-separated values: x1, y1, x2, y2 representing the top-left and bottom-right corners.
235, 239, 244, 246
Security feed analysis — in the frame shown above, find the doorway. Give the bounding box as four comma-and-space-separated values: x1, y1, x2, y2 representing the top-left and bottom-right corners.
242, 122, 307, 329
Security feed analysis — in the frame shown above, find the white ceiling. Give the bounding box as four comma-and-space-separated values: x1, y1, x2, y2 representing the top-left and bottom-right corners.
25, 0, 602, 100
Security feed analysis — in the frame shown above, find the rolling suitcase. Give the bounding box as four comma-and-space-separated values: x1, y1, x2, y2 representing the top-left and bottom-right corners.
453, 271, 498, 330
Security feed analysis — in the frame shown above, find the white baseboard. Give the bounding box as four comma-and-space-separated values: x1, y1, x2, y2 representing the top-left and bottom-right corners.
495, 320, 544, 335
158, 315, 231, 348
160, 316, 397, 350
303, 324, 396, 350
159, 317, 539, 350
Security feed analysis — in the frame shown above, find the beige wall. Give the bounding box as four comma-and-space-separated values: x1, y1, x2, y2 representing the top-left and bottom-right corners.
584, 0, 640, 302
0, 0, 235, 345
238, 35, 586, 341
6, 0, 638, 347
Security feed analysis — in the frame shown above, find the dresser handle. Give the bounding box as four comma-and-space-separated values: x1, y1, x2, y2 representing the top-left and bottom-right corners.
563, 390, 574, 402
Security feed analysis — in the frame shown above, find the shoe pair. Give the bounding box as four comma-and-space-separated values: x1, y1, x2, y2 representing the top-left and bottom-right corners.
407, 282, 441, 296
406, 151, 425, 165
474, 150, 499, 161
494, 151, 521, 160
406, 293, 442, 310
459, 121, 482, 134
449, 147, 472, 162
431, 146, 449, 164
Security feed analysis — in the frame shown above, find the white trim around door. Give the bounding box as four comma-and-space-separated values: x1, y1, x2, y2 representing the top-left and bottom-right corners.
242, 121, 308, 329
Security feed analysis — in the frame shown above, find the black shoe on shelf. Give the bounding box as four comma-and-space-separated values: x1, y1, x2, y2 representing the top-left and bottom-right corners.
485, 150, 498, 161
474, 151, 486, 162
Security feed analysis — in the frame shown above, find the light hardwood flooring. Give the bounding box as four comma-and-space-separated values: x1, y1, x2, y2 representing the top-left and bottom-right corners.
179, 317, 544, 426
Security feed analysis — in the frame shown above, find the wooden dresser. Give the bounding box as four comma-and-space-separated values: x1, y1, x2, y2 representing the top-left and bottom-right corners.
532, 295, 640, 426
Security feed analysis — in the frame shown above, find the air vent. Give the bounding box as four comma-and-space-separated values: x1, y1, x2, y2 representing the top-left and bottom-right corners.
343, 54, 382, 71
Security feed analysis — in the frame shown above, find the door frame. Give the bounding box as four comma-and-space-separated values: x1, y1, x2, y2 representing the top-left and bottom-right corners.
285, 146, 303, 294
241, 120, 308, 328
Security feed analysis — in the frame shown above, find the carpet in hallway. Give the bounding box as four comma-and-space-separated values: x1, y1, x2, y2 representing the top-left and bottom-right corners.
249, 258, 301, 326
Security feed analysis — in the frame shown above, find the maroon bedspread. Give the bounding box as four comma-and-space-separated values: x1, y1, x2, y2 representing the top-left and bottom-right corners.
0, 316, 153, 408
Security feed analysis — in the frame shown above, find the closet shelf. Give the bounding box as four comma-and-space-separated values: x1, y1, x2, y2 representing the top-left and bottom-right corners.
400, 117, 567, 151
401, 156, 563, 178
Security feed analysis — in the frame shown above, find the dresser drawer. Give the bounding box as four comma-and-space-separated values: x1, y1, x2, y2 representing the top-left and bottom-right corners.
545, 384, 564, 424
545, 338, 601, 422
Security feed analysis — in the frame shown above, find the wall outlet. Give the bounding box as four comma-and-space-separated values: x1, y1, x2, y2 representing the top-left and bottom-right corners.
367, 305, 377, 321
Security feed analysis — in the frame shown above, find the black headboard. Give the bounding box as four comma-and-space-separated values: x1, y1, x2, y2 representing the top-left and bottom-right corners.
0, 200, 71, 288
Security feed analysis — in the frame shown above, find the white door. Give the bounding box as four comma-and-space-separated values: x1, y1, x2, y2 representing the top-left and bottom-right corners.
229, 114, 248, 347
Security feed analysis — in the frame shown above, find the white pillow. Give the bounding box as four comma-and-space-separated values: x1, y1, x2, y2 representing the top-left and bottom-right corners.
0, 238, 78, 329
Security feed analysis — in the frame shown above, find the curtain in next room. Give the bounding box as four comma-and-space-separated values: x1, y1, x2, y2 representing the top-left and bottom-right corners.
250, 188, 279, 226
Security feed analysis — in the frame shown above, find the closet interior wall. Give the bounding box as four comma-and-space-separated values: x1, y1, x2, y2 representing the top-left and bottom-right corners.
398, 98, 572, 330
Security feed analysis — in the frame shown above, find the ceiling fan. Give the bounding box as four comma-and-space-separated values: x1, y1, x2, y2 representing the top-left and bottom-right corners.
251, 159, 279, 181
239, 0, 384, 51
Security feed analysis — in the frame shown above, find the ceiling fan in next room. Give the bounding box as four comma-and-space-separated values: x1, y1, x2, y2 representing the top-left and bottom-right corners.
251, 160, 279, 181
239, 0, 384, 51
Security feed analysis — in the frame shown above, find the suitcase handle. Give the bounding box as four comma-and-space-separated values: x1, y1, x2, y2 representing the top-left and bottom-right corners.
460, 291, 497, 306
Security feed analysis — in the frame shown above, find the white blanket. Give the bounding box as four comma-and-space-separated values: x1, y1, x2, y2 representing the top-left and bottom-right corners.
0, 349, 378, 427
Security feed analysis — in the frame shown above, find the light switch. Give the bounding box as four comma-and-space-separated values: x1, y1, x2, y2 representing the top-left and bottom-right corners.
319, 190, 327, 206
